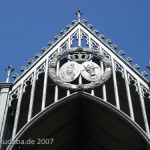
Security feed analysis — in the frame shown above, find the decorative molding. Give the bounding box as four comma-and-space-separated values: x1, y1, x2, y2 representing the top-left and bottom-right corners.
141, 85, 150, 98
127, 73, 138, 92
114, 61, 124, 77
80, 30, 89, 46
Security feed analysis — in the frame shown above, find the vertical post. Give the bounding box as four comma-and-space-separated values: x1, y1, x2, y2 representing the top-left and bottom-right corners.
41, 59, 49, 110
100, 47, 107, 101
0, 83, 12, 141
12, 83, 24, 139
124, 70, 135, 121
78, 28, 81, 47
54, 61, 60, 102
111, 58, 120, 109
67, 36, 71, 96
27, 70, 37, 122
101, 61, 107, 101
137, 81, 150, 137
90, 60, 94, 96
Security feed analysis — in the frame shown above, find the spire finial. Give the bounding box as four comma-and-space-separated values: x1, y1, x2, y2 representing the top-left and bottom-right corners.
75, 10, 83, 22
5, 65, 14, 82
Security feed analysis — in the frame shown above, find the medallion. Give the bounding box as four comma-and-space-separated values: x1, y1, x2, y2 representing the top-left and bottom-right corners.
59, 61, 80, 82
81, 61, 101, 81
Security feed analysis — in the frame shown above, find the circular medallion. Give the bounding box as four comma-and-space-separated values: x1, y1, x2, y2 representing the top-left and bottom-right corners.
81, 61, 101, 81
59, 61, 80, 82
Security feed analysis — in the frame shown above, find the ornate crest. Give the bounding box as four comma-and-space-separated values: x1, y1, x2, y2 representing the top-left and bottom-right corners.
48, 47, 112, 90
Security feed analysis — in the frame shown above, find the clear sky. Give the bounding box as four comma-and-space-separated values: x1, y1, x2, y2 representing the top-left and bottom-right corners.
0, 0, 150, 82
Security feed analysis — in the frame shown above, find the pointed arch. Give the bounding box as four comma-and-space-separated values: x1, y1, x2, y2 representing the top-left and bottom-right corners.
7, 92, 150, 150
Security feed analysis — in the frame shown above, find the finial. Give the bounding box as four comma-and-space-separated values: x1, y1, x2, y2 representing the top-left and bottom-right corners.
133, 64, 140, 70
28, 59, 34, 65
111, 44, 117, 50
60, 29, 66, 35
72, 20, 77, 25
54, 35, 60, 40
35, 53, 41, 58
99, 34, 105, 40
87, 24, 93, 29
105, 39, 112, 45
66, 24, 71, 29
20, 66, 27, 72
93, 29, 99, 35
13, 73, 19, 80
141, 71, 148, 77
5, 65, 14, 82
41, 47, 47, 52
126, 57, 132, 63
118, 50, 125, 57
81, 19, 87, 24
75, 10, 83, 22
48, 41, 54, 46
146, 61, 150, 70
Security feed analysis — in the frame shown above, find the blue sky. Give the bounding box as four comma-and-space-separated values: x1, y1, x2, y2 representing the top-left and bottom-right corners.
0, 0, 150, 82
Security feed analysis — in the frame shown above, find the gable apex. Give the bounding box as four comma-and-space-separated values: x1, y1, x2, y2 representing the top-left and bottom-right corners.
8, 13, 148, 90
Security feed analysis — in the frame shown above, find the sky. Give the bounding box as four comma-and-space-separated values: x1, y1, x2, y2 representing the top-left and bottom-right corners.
0, 0, 150, 82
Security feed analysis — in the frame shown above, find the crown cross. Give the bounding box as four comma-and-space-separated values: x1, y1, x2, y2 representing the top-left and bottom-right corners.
75, 10, 83, 22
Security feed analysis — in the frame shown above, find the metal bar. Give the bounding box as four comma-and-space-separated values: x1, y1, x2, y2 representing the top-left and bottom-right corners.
67, 35, 71, 96
41, 59, 49, 111
124, 70, 135, 121
137, 81, 150, 137
54, 61, 60, 102
27, 70, 37, 122
67, 90, 70, 96
111, 58, 120, 109
101, 61, 107, 101
79, 75, 82, 84
78, 28, 81, 47
12, 83, 24, 139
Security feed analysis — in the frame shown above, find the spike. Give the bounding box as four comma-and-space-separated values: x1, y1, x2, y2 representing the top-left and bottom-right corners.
126, 57, 132, 63
20, 66, 27, 72
141, 71, 148, 77
118, 50, 125, 57
41, 47, 47, 52
5, 65, 14, 82
93, 29, 99, 35
35, 53, 41, 58
99, 34, 105, 40
133, 64, 140, 70
111, 44, 117, 50
48, 41, 54, 46
87, 24, 93, 29
105, 39, 112, 45
28, 59, 34, 65
13, 73, 19, 80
